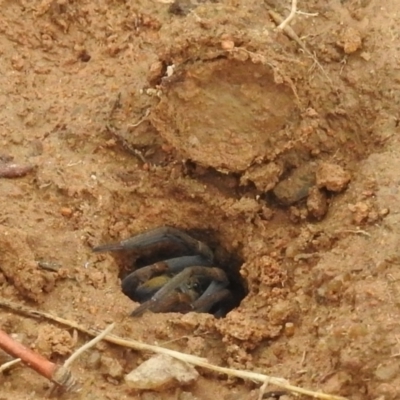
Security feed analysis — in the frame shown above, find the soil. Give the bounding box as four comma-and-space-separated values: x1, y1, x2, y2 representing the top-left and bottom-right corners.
1, 0, 400, 399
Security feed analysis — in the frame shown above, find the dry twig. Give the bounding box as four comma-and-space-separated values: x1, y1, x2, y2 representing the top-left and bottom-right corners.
258, 377, 271, 400
47, 323, 115, 396
277, 0, 297, 30
65, 323, 115, 368
0, 298, 349, 400
105, 93, 149, 164
269, 9, 332, 84
0, 358, 21, 373
336, 229, 371, 237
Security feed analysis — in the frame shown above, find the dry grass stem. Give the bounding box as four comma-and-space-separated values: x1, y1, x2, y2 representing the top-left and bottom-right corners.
64, 323, 115, 368
277, 0, 297, 30
128, 108, 150, 128
296, 10, 318, 16
47, 323, 115, 396
0, 358, 21, 373
0, 298, 349, 400
105, 93, 149, 163
258, 377, 271, 400
337, 229, 371, 237
268, 9, 332, 84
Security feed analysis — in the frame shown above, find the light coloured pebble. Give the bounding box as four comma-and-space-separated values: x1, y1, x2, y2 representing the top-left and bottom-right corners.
125, 354, 199, 391
316, 162, 350, 192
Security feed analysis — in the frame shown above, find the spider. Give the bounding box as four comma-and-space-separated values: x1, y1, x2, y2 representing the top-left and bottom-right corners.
93, 226, 234, 317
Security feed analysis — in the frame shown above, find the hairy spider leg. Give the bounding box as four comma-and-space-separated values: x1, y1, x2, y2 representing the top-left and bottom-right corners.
191, 280, 232, 313
93, 226, 214, 261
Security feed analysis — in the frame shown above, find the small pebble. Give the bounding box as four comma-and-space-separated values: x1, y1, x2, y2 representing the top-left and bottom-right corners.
221, 40, 235, 50
60, 207, 73, 217
125, 354, 199, 391
284, 322, 295, 337
0, 162, 35, 178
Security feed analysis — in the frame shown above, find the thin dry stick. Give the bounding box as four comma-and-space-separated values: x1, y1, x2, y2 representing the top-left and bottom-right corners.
105, 93, 149, 164
0, 358, 21, 373
336, 229, 371, 237
0, 299, 348, 400
0, 328, 78, 391
269, 9, 332, 85
128, 108, 150, 128
0, 298, 206, 363
258, 377, 271, 400
47, 323, 115, 396
64, 323, 115, 368
277, 0, 297, 30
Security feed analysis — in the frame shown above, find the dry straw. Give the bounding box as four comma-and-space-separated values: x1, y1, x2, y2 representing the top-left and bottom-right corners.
0, 298, 348, 400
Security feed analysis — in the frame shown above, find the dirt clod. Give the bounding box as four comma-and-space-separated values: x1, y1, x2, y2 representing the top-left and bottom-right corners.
101, 355, 124, 381
272, 163, 316, 205
316, 162, 351, 192
337, 27, 363, 54
34, 325, 74, 358
307, 187, 328, 219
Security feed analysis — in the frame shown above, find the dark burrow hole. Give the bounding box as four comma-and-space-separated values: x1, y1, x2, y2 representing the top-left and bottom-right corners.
108, 227, 247, 317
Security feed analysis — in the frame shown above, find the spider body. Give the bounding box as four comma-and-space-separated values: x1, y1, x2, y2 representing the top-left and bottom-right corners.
93, 226, 234, 316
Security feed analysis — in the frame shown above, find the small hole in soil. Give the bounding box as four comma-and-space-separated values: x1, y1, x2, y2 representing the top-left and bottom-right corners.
112, 227, 247, 317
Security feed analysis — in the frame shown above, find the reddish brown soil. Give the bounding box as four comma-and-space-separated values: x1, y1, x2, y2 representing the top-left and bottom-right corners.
1, 1, 400, 399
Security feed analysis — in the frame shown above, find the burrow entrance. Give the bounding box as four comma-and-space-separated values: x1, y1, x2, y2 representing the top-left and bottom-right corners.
99, 227, 247, 317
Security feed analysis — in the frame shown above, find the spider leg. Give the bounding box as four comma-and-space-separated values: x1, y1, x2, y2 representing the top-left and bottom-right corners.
121, 255, 212, 301
93, 226, 214, 261
131, 266, 228, 317
191, 281, 232, 313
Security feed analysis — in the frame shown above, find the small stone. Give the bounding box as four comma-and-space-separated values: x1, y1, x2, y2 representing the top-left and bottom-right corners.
60, 207, 73, 217
284, 322, 295, 337
316, 163, 351, 192
125, 354, 199, 391
360, 52, 371, 61
379, 208, 390, 217
348, 201, 370, 224
221, 40, 235, 50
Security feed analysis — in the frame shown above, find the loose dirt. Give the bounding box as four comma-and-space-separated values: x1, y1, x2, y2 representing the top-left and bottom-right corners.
1, 1, 400, 399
